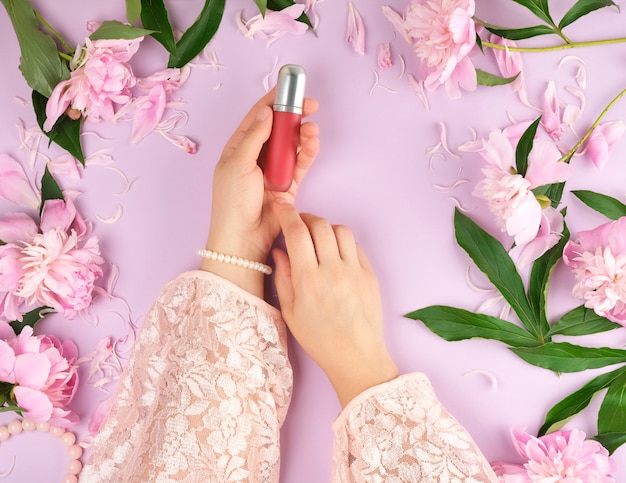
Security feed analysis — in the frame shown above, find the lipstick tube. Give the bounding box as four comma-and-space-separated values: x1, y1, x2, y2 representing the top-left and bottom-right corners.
264, 65, 306, 192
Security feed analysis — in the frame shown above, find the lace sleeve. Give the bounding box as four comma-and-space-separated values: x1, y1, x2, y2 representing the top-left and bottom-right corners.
80, 270, 292, 483
331, 373, 498, 482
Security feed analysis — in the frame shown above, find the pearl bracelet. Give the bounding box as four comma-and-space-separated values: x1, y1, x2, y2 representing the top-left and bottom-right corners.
0, 418, 82, 482
197, 249, 272, 275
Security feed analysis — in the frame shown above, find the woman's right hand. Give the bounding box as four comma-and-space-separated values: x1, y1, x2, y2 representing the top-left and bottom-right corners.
271, 198, 398, 408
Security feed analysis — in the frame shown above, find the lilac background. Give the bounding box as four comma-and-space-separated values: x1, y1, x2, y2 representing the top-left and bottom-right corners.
1, 0, 626, 481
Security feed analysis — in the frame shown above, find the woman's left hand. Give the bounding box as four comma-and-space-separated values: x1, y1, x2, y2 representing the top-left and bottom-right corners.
201, 90, 320, 297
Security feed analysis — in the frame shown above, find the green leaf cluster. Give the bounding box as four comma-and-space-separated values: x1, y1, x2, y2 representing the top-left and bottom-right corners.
476, 0, 618, 42
406, 119, 626, 452
138, 0, 313, 69
1, 0, 70, 97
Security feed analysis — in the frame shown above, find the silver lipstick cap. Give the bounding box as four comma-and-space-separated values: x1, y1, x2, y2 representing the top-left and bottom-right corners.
273, 65, 306, 114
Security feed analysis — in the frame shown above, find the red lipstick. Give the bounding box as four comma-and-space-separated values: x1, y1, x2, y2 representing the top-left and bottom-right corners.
264, 65, 306, 192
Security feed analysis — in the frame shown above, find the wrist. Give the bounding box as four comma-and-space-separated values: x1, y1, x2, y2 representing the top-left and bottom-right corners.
328, 352, 399, 408
199, 243, 270, 299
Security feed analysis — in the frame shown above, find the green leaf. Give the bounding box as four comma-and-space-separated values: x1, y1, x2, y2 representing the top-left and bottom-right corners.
140, 0, 176, 54
528, 211, 568, 334
1, 0, 70, 97
405, 306, 539, 348
475, 33, 484, 54
32, 90, 84, 165
0, 405, 24, 415
476, 69, 519, 87
89, 20, 153, 40
533, 182, 566, 208
479, 22, 556, 40
0, 382, 14, 397
548, 305, 622, 337
267, 0, 313, 29
539, 366, 626, 435
9, 306, 51, 335
512, 0, 555, 25
40, 165, 64, 212
592, 432, 626, 454
168, 0, 226, 68
512, 342, 626, 372
515, 117, 541, 177
598, 371, 626, 434
454, 209, 541, 339
572, 190, 626, 220
126, 0, 142, 24
253, 0, 267, 16
559, 0, 618, 29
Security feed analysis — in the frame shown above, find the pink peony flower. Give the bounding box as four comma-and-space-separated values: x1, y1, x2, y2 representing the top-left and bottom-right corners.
563, 217, 626, 325
400, 0, 477, 98
473, 130, 571, 245
0, 154, 40, 210
492, 427, 617, 482
0, 326, 79, 427
44, 37, 142, 131
0, 198, 103, 321
346, 2, 365, 55
377, 43, 393, 69
586, 121, 626, 170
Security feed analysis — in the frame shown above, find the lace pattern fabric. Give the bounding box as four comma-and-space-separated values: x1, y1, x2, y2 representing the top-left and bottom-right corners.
80, 271, 292, 482
80, 270, 497, 482
332, 374, 498, 482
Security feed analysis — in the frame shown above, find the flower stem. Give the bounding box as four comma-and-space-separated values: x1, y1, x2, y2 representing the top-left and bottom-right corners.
59, 52, 72, 61
482, 37, 626, 53
34, 10, 74, 55
559, 88, 626, 163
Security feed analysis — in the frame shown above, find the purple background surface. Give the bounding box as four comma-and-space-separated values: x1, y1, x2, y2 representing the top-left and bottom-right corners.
1, 1, 625, 481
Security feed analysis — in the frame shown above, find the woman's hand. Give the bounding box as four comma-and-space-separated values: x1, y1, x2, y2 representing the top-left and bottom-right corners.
201, 91, 320, 297
271, 198, 398, 408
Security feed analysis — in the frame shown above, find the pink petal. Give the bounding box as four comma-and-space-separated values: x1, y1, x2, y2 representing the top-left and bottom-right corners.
14, 353, 51, 389
443, 56, 477, 99
542, 81, 564, 141
40, 198, 75, 233
377, 43, 392, 70
88, 398, 113, 434
48, 154, 81, 181
0, 154, 40, 209
0, 212, 38, 243
525, 142, 572, 187
506, 192, 542, 245
511, 207, 563, 268
346, 2, 365, 55
124, 85, 167, 144
381, 6, 410, 44
245, 5, 307, 38
490, 35, 523, 78
13, 386, 53, 422
481, 131, 514, 170
587, 121, 626, 170
44, 78, 75, 132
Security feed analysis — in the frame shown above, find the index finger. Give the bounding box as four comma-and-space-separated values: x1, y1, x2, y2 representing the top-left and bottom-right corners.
273, 198, 318, 268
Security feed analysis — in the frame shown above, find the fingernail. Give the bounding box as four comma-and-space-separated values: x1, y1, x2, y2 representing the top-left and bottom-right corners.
274, 197, 288, 204
256, 106, 270, 121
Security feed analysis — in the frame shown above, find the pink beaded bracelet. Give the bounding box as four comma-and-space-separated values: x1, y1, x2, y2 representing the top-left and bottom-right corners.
0, 418, 82, 482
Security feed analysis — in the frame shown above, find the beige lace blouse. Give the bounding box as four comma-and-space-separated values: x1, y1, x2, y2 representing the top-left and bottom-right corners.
79, 271, 497, 482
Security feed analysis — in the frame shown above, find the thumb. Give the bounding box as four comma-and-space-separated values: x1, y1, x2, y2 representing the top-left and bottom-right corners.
228, 105, 273, 166
272, 247, 295, 320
